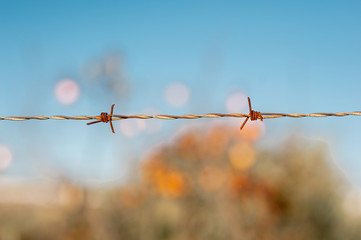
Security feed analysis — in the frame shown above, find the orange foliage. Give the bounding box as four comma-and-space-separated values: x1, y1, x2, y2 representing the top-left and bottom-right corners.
141, 154, 186, 198
177, 131, 201, 160
198, 165, 226, 191
227, 173, 250, 195
199, 126, 232, 159
154, 170, 186, 198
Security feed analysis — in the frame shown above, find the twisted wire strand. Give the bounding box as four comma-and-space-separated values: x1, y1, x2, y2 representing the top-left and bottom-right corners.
261, 112, 361, 119
0, 116, 96, 121
1, 111, 361, 121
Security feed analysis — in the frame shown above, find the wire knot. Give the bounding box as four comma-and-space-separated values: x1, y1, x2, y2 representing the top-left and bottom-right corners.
87, 104, 115, 133
240, 97, 263, 130
99, 112, 110, 123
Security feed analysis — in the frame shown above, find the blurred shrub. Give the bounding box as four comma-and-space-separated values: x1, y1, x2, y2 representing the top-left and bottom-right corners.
1, 124, 361, 240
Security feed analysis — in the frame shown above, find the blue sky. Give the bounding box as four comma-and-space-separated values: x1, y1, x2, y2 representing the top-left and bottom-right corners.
1, 1, 361, 184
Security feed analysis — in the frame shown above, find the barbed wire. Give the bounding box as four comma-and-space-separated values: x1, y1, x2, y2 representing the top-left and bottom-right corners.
2, 112, 361, 121
1, 97, 361, 133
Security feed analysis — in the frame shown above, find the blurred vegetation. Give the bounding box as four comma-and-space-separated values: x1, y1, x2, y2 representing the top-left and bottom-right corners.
1, 124, 361, 240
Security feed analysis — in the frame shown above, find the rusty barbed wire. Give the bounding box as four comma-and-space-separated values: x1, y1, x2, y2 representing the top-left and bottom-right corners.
240, 97, 263, 130
1, 97, 361, 133
87, 104, 115, 133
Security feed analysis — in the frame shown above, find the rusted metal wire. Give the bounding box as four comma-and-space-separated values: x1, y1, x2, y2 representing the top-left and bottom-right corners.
240, 97, 263, 130
86, 104, 115, 133
1, 97, 361, 133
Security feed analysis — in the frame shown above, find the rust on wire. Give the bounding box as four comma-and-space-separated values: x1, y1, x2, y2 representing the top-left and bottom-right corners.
2, 96, 361, 133
240, 97, 263, 130
86, 104, 115, 133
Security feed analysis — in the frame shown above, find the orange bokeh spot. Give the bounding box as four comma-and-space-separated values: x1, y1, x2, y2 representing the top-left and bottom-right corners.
141, 152, 165, 180
198, 165, 225, 191
155, 170, 186, 198
141, 154, 186, 198
228, 141, 256, 171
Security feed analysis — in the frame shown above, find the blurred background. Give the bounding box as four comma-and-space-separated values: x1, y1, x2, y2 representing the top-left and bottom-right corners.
1, 1, 361, 239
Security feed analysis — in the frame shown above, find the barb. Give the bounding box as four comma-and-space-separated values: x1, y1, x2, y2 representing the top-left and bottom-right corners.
86, 104, 115, 133
1, 97, 361, 133
240, 97, 263, 130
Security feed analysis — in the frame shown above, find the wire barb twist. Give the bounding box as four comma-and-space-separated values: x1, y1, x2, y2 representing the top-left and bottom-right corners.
86, 104, 115, 133
240, 97, 263, 130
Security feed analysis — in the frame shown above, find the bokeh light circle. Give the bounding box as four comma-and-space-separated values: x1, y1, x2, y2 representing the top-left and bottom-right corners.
119, 120, 140, 138
137, 119, 147, 131
226, 92, 247, 113
228, 141, 256, 171
0, 144, 13, 171
164, 82, 190, 108
54, 78, 80, 105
